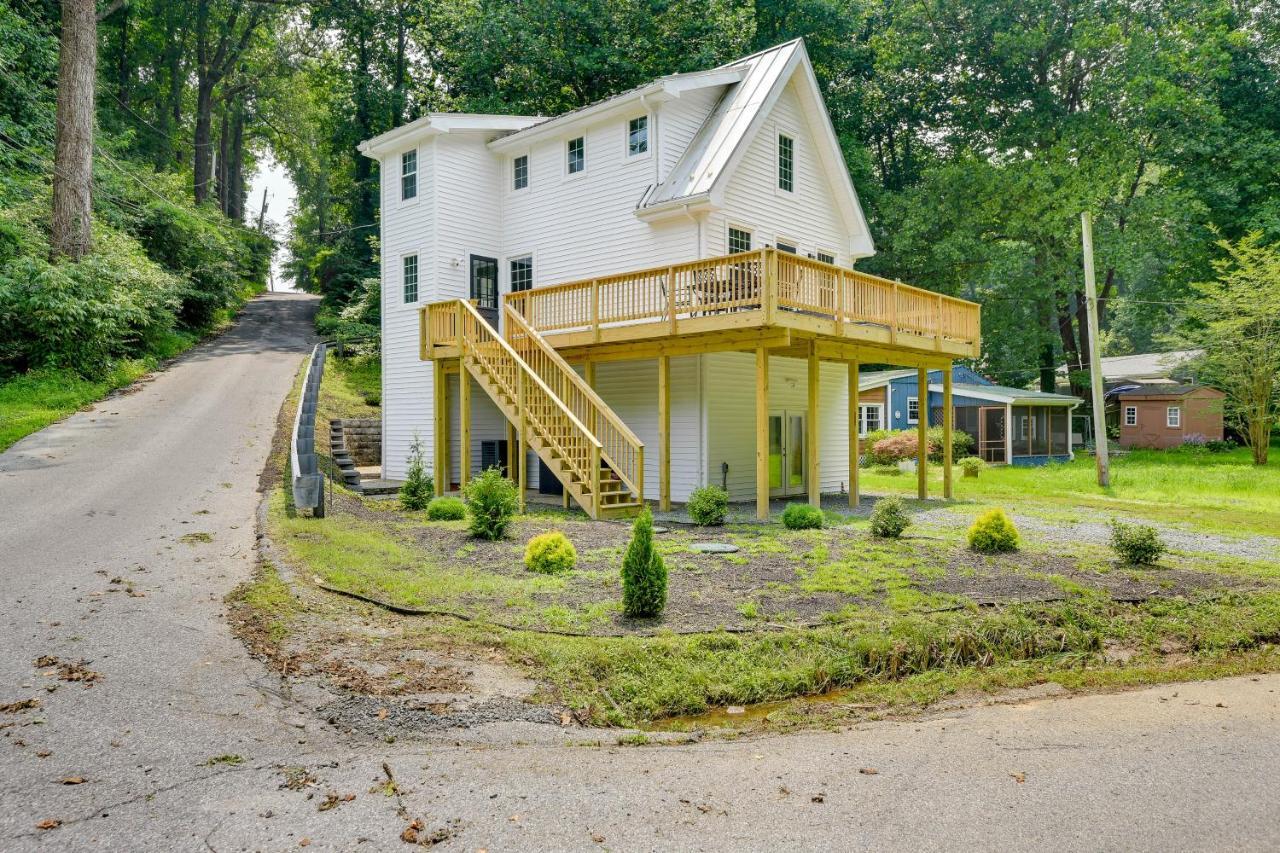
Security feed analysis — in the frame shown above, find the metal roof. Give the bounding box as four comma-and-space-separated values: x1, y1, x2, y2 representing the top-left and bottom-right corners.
1056, 349, 1202, 380
930, 383, 1083, 406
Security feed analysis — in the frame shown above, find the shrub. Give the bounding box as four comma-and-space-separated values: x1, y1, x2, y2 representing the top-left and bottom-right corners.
462, 466, 520, 540
524, 530, 577, 574
1181, 432, 1208, 448
1206, 438, 1237, 453
399, 434, 433, 511
782, 503, 824, 530
959, 456, 985, 477
967, 508, 1019, 553
425, 496, 465, 521
870, 431, 931, 464
621, 507, 667, 617
868, 495, 910, 538
863, 427, 973, 465
870, 464, 902, 476
1110, 521, 1166, 565
687, 485, 729, 525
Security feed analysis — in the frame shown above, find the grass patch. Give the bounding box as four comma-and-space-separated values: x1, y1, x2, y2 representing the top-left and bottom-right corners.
317, 354, 380, 425
228, 562, 299, 644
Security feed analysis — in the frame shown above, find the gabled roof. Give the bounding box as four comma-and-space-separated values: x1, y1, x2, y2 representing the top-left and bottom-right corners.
1116, 383, 1223, 399
929, 383, 1083, 407
856, 369, 917, 391
1057, 349, 1202, 381
358, 113, 542, 159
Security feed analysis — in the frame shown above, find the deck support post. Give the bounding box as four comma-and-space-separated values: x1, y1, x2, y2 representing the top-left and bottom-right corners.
583, 361, 596, 435
755, 346, 770, 520
658, 354, 671, 512
432, 359, 447, 497
506, 422, 517, 483
517, 373, 527, 513
848, 361, 859, 508
807, 343, 820, 508
459, 369, 471, 489
943, 362, 953, 499
917, 365, 928, 500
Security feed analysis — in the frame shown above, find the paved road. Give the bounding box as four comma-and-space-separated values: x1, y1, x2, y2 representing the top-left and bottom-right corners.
2, 293, 1279, 851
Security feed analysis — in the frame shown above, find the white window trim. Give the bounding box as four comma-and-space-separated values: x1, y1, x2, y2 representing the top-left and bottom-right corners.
399, 147, 419, 205
505, 251, 536, 294
906, 396, 920, 424
1124, 405, 1137, 427
727, 223, 753, 255
815, 248, 837, 266
1166, 406, 1181, 428
774, 125, 797, 196
623, 113, 653, 162
775, 234, 800, 254
510, 152, 530, 193
858, 403, 884, 437
400, 251, 421, 306
564, 135, 587, 179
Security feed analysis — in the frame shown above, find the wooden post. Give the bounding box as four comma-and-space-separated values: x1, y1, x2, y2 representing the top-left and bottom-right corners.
755, 346, 770, 520
506, 422, 517, 481
890, 282, 899, 345
848, 361, 859, 508
590, 279, 600, 344
763, 249, 778, 323
916, 365, 928, 499
432, 359, 447, 496
658, 354, 671, 512
517, 373, 527, 513
807, 344, 820, 508
1082, 211, 1110, 487
459, 370, 471, 489
943, 363, 953, 500
591, 445, 602, 519
667, 266, 677, 336
835, 270, 845, 337
934, 293, 944, 351
583, 361, 596, 435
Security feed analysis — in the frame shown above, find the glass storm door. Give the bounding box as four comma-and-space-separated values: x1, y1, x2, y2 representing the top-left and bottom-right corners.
768, 411, 806, 497
469, 255, 499, 327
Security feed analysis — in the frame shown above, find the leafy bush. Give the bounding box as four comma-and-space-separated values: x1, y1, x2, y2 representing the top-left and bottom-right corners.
1110, 520, 1166, 565
687, 485, 729, 525
967, 508, 1019, 553
782, 503, 824, 530
425, 496, 465, 521
869, 495, 910, 538
864, 427, 973, 465
1181, 432, 1208, 448
1206, 438, 1237, 453
463, 466, 519, 540
870, 431, 930, 464
399, 434, 433, 511
524, 530, 577, 574
959, 456, 986, 476
870, 464, 903, 476
622, 507, 667, 617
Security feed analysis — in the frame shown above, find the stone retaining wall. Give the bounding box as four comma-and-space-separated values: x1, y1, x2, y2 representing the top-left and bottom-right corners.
330, 418, 381, 467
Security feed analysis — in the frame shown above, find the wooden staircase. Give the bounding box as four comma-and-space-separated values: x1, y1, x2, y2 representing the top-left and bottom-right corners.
445, 299, 644, 520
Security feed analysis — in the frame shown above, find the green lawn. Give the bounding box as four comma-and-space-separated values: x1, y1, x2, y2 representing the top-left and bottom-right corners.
316, 353, 381, 425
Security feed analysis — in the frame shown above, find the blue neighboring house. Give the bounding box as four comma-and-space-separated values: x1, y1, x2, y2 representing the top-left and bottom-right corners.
858, 367, 1082, 466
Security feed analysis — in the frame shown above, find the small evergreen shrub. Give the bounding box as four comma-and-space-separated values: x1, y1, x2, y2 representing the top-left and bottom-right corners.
868, 495, 910, 538
425, 496, 466, 521
870, 464, 903, 476
1205, 439, 1237, 453
967, 508, 1019, 553
1110, 521, 1166, 565
687, 485, 729, 525
399, 434, 434, 511
782, 503, 824, 530
462, 466, 519, 540
959, 456, 985, 477
524, 530, 577, 574
621, 507, 667, 618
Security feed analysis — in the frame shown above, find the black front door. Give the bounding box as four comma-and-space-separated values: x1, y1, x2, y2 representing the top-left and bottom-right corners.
470, 255, 499, 327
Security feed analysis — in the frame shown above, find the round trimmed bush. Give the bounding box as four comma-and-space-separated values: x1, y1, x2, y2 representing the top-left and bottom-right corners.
967, 508, 1019, 553
1110, 520, 1165, 565
687, 485, 729, 526
524, 530, 577, 574
782, 503, 824, 530
462, 466, 519, 540
869, 495, 910, 538
425, 496, 466, 521
959, 456, 985, 478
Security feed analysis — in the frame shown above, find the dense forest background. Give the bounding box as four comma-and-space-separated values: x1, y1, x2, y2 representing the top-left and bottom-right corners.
2, 0, 1279, 401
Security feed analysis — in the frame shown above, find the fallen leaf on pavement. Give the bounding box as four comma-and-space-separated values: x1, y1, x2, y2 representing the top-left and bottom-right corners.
59, 777, 87, 785
1010, 772, 1026, 784
0, 699, 39, 713
36, 819, 61, 830
591, 832, 605, 843
401, 819, 424, 844
560, 711, 572, 727
811, 794, 825, 803
376, 708, 388, 720
859, 768, 878, 776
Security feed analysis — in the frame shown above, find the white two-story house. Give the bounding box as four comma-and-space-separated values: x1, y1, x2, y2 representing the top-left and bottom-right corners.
359, 39, 981, 519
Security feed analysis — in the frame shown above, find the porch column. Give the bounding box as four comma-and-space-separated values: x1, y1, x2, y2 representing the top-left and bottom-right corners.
916, 366, 928, 499
848, 361, 860, 508
943, 362, 953, 500
517, 373, 527, 513
459, 369, 471, 489
506, 422, 517, 482
755, 346, 770, 520
432, 359, 447, 497
658, 354, 671, 512
807, 344, 820, 508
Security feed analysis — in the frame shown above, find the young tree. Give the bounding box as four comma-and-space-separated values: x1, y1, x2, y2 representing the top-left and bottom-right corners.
50, 0, 97, 259
1188, 233, 1280, 465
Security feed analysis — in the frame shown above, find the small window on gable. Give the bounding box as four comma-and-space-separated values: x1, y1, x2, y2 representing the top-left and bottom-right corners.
1124, 406, 1137, 427
817, 251, 835, 265
628, 116, 648, 156
778, 134, 794, 192
728, 227, 752, 255
513, 155, 528, 190
510, 256, 533, 292
567, 137, 585, 174
402, 254, 418, 304
1167, 406, 1181, 428
401, 150, 417, 200
907, 396, 919, 424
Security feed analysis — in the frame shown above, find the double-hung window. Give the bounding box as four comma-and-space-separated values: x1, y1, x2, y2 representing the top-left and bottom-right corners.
1124, 406, 1137, 426
907, 397, 920, 424
728, 227, 752, 255
402, 254, 418, 304
510, 256, 533, 293
400, 150, 417, 200
778, 134, 794, 192
859, 404, 883, 436
1166, 406, 1181, 428
513, 155, 528, 190
567, 137, 585, 174
627, 116, 648, 157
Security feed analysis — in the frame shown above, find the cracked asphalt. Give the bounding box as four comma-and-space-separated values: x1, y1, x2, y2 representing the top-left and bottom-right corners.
3, 292, 1280, 851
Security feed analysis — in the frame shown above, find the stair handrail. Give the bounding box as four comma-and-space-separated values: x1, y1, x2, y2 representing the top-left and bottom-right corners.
503, 303, 645, 500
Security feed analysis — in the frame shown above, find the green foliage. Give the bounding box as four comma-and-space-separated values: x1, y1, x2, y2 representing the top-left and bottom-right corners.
399, 434, 433, 511
967, 509, 1020, 553
524, 530, 578, 574
782, 503, 824, 530
687, 485, 729, 525
1110, 521, 1166, 565
425, 496, 465, 521
869, 495, 911, 538
462, 467, 520, 540
959, 456, 986, 476
870, 464, 903, 476
1206, 439, 1237, 453
622, 507, 667, 618
865, 427, 973, 465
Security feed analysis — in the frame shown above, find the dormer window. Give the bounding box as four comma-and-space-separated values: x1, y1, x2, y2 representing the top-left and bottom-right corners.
401, 149, 417, 200
628, 116, 648, 156
777, 134, 794, 192
567, 137, 585, 174
513, 155, 528, 190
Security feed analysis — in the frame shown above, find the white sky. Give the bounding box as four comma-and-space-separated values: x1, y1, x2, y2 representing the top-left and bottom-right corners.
247, 153, 298, 292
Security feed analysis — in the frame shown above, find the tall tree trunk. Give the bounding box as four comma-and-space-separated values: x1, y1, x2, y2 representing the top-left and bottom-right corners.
217, 104, 230, 213
193, 78, 215, 204
51, 0, 97, 260
116, 2, 131, 108
228, 102, 245, 220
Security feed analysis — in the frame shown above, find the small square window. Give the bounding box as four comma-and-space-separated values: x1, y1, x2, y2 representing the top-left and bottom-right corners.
1167, 406, 1181, 428
628, 116, 648, 157
778, 134, 794, 192
510, 256, 533, 293
728, 227, 752, 254
567, 137, 585, 174
402, 254, 418, 304
513, 155, 528, 190
1124, 406, 1137, 427
401, 150, 417, 201
907, 397, 919, 424
776, 241, 797, 254
817, 251, 835, 265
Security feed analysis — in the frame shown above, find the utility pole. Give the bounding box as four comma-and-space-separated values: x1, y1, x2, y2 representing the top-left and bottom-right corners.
256, 186, 269, 231
1081, 211, 1110, 487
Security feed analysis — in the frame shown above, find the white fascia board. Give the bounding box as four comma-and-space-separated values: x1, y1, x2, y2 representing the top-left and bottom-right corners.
633, 193, 715, 223
927, 384, 1080, 406
359, 114, 541, 159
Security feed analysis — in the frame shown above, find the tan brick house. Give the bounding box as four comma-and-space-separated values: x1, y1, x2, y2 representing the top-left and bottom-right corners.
1117, 385, 1225, 449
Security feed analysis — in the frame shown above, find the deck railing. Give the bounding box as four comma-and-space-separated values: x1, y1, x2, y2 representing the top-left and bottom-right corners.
503, 248, 980, 352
